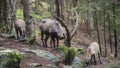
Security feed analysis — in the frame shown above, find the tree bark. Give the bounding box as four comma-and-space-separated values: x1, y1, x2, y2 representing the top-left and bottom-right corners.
49, 0, 55, 14
35, 0, 41, 15
0, 0, 16, 34
22, 0, 36, 44
94, 8, 102, 54
108, 14, 113, 53
55, 0, 61, 17
103, 3, 107, 57
61, 0, 68, 23
0, 0, 5, 25
86, 0, 94, 35
113, 3, 118, 57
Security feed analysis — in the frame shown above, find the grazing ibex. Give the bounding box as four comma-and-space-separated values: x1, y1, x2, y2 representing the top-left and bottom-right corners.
39, 18, 66, 48
85, 42, 102, 65
14, 19, 26, 40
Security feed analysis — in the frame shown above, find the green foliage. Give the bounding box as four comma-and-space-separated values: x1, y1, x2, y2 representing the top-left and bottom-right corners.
59, 46, 75, 65
77, 0, 120, 38
8, 51, 23, 61
77, 47, 85, 54
33, 11, 52, 21
35, 30, 41, 36
16, 9, 52, 21
0, 50, 23, 68
16, 9, 23, 19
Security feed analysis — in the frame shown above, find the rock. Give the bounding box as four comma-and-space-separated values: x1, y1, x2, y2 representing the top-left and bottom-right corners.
63, 65, 73, 68
0, 47, 24, 68
26, 49, 60, 66
58, 57, 84, 68
72, 57, 84, 68
29, 63, 42, 67
22, 47, 31, 52
47, 64, 58, 68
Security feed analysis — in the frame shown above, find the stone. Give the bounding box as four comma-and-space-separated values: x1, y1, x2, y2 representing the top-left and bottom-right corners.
72, 57, 84, 68
29, 63, 42, 67
25, 49, 60, 66
0, 47, 24, 68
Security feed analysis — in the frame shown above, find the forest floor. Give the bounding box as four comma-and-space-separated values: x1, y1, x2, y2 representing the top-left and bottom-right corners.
0, 23, 120, 68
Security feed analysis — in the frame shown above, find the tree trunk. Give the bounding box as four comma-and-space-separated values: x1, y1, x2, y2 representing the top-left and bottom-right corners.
108, 14, 113, 53
0, 0, 4, 25
0, 0, 16, 34
49, 0, 55, 14
6, 0, 16, 33
103, 4, 107, 57
55, 0, 61, 17
0, 1, 2, 24
61, 0, 68, 23
94, 8, 102, 54
86, 0, 94, 35
22, 0, 36, 44
35, 0, 41, 15
73, 0, 79, 7
113, 3, 118, 57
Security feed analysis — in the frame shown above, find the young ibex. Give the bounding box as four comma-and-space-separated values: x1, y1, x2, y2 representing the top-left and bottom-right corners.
14, 19, 26, 40
85, 42, 102, 65
39, 18, 66, 48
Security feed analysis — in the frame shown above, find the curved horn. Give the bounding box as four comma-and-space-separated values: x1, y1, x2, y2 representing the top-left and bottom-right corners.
70, 11, 80, 39
53, 15, 71, 47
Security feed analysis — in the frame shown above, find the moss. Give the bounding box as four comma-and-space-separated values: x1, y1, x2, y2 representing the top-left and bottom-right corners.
0, 49, 24, 68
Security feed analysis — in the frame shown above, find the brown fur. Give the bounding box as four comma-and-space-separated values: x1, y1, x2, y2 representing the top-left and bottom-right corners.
39, 18, 66, 47
14, 19, 26, 40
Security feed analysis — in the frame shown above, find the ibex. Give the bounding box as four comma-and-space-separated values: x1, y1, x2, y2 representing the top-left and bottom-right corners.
14, 19, 26, 40
85, 42, 102, 65
39, 18, 66, 48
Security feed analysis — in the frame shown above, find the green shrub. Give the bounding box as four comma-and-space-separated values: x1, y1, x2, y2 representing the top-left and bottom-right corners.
0, 50, 23, 68
60, 46, 75, 65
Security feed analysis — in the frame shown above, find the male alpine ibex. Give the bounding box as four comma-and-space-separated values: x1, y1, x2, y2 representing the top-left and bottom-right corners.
39, 18, 66, 48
